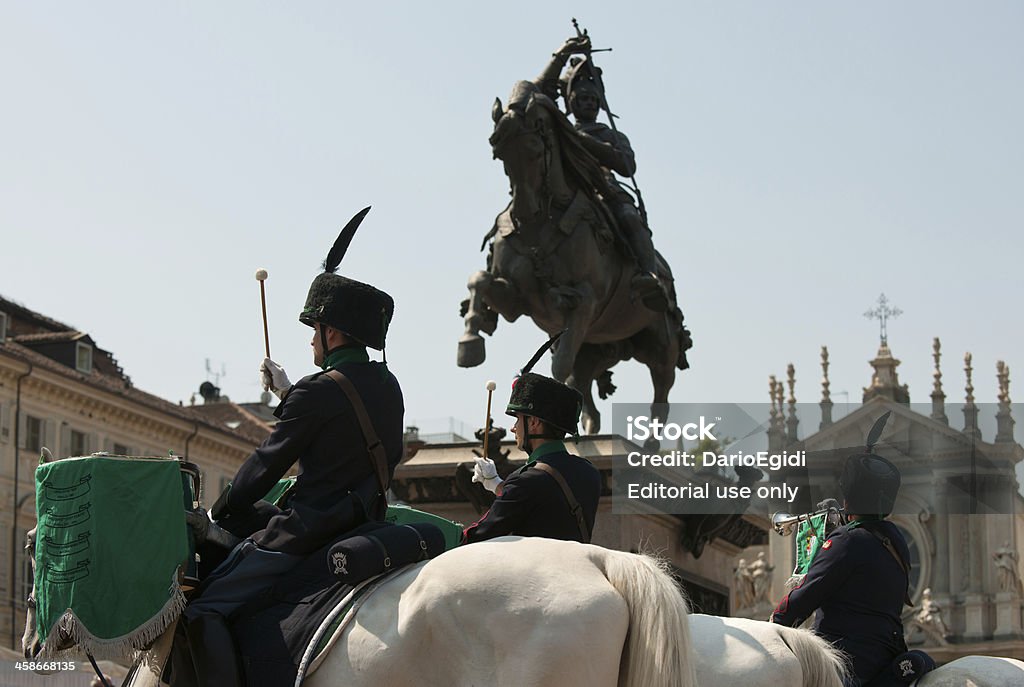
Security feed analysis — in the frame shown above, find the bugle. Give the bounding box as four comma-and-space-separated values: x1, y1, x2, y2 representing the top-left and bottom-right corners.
771, 505, 845, 537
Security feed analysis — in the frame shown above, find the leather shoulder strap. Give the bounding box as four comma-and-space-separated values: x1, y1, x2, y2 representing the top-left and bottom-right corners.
531, 461, 591, 543
325, 370, 390, 499
867, 526, 913, 606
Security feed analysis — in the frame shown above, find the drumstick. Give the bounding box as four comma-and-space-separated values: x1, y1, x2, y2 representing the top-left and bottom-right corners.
255, 268, 270, 358
482, 380, 497, 460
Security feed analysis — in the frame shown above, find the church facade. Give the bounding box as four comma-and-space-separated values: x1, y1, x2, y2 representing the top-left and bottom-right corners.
750, 339, 1024, 661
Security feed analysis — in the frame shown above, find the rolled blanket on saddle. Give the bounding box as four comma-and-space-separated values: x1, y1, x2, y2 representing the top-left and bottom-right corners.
34, 456, 189, 660
327, 520, 447, 585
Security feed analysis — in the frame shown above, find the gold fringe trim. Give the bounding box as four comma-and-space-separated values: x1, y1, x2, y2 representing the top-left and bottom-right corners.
40, 572, 186, 663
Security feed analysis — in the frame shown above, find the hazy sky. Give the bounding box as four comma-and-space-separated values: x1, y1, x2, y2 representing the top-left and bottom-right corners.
2, 2, 1021, 441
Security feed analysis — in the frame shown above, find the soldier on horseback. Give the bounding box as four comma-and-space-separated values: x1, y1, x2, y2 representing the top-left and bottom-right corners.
464, 336, 601, 543
179, 208, 405, 687
535, 34, 668, 312
770, 413, 936, 687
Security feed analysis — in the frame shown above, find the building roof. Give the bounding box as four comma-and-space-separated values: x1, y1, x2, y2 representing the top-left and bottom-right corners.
0, 294, 272, 445
0, 294, 77, 334
11, 331, 89, 344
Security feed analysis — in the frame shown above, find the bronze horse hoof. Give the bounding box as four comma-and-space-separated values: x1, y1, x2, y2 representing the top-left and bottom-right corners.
458, 335, 486, 368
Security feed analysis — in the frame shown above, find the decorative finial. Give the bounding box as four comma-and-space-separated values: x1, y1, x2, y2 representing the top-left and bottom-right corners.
864, 293, 902, 346
769, 375, 779, 422
820, 346, 831, 403
930, 337, 947, 424
786, 363, 799, 442
819, 346, 834, 429
965, 352, 974, 404
962, 351, 981, 440
787, 363, 797, 406
775, 379, 786, 438
997, 361, 1010, 404
996, 361, 1015, 443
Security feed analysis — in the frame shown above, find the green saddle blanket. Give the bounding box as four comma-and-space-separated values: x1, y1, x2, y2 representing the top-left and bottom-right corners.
34, 456, 189, 659
261, 477, 464, 549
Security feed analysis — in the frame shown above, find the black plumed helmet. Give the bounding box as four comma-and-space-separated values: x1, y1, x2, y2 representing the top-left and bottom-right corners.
840, 411, 901, 515
298, 207, 394, 350
504, 333, 582, 435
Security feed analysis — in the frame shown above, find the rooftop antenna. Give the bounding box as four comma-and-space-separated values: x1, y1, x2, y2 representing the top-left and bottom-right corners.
205, 358, 227, 387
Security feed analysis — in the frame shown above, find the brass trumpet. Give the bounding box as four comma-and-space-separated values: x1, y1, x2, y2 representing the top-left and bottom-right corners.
771, 505, 845, 537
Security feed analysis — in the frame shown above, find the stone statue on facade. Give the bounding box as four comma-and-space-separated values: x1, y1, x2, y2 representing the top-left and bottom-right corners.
748, 551, 775, 604
734, 558, 756, 610
905, 588, 952, 646
993, 541, 1023, 596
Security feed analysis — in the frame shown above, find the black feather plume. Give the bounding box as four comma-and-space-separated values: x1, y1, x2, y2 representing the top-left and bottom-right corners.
521, 331, 564, 375
322, 206, 371, 273
865, 411, 891, 453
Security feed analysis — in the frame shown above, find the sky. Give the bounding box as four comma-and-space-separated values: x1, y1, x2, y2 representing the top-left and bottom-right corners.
2, 2, 1021, 442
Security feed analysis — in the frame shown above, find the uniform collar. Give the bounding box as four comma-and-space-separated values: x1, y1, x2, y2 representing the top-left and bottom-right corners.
321, 345, 369, 370
527, 440, 565, 465
846, 515, 885, 531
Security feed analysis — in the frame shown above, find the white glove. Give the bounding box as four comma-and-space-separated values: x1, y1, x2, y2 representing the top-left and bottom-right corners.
472, 456, 504, 494
259, 357, 291, 400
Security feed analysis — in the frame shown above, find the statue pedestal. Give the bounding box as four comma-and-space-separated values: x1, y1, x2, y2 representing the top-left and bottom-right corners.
962, 593, 990, 640
994, 592, 1023, 637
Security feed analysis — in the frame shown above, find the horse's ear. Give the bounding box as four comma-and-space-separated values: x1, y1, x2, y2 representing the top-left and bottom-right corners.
492, 98, 503, 124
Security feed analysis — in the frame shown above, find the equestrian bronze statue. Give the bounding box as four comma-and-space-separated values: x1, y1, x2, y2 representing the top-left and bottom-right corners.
458, 30, 692, 433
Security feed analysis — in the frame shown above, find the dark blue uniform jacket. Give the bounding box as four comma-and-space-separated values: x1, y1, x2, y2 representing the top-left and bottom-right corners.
226, 352, 404, 556
463, 443, 601, 544
772, 519, 910, 683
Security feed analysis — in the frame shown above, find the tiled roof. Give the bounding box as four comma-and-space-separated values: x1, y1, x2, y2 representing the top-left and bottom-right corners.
0, 294, 77, 333
0, 340, 264, 447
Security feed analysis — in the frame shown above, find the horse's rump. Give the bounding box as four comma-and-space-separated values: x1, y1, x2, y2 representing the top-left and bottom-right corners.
308, 536, 697, 687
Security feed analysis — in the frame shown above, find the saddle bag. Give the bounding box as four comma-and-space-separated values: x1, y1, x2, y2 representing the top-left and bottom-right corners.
326, 521, 446, 585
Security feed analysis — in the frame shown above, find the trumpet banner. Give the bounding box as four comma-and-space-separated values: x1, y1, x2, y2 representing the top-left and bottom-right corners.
792, 513, 830, 578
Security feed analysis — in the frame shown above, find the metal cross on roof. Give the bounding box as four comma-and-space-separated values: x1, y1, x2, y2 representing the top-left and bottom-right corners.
864, 293, 902, 346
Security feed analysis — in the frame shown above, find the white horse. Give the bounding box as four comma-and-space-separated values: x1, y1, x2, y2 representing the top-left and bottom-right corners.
689, 614, 847, 687
688, 614, 1024, 687
916, 655, 1024, 686
24, 525, 1024, 687
26, 535, 697, 687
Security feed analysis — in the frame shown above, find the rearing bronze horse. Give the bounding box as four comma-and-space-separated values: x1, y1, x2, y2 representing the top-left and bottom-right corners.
458, 82, 691, 433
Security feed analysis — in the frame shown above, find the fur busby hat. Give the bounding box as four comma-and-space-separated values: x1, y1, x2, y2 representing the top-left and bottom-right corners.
504, 333, 583, 435
298, 207, 394, 351
840, 411, 901, 515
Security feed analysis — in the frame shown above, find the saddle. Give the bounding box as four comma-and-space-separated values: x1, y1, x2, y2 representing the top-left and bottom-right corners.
162, 519, 446, 687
